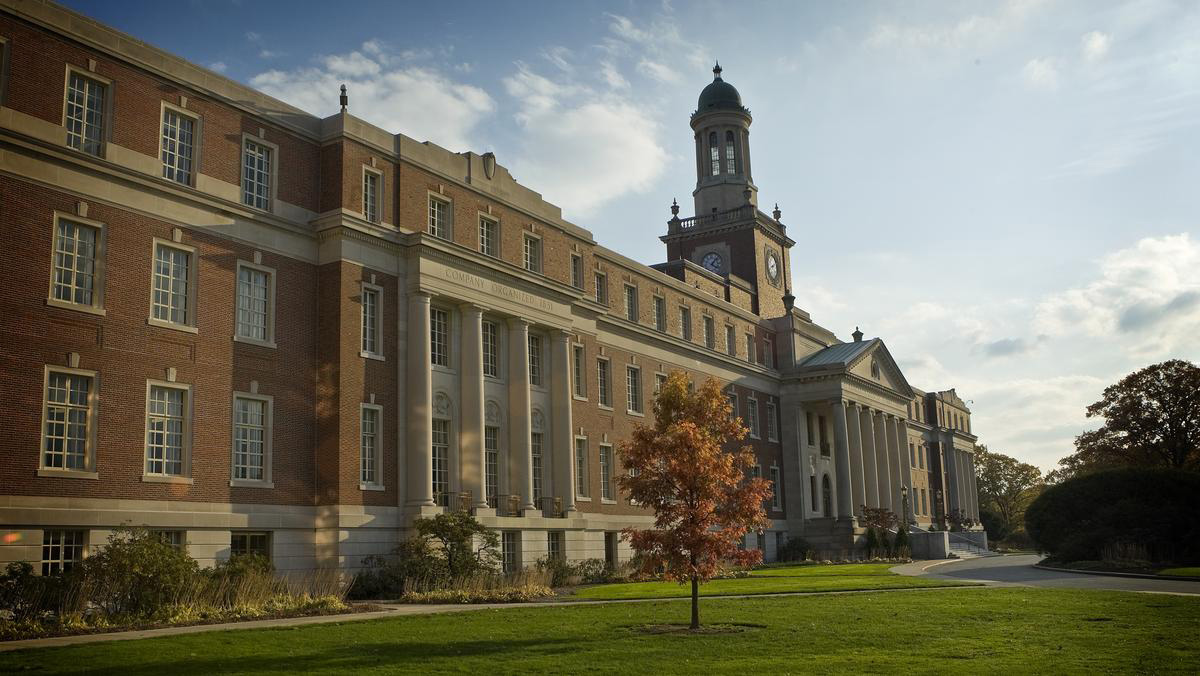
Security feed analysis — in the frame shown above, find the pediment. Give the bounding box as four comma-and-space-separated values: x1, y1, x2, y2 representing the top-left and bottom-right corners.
847, 340, 914, 398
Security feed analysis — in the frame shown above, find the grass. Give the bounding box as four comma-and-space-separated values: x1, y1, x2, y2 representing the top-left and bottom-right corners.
570, 562, 968, 600
1158, 567, 1200, 577
2, 588, 1198, 674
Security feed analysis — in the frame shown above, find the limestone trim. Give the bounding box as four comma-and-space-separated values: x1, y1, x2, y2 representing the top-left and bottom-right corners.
45, 210, 108, 316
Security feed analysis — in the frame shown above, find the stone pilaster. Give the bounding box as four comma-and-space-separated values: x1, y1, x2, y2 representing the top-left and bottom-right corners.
897, 419, 913, 523
846, 402, 866, 518
507, 318, 535, 512
831, 399, 853, 522
459, 304, 488, 509
860, 408, 879, 508
885, 414, 903, 518
550, 330, 575, 513
406, 292, 434, 507
874, 410, 891, 515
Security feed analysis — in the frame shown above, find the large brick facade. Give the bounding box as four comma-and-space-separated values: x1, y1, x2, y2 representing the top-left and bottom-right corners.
0, 0, 983, 573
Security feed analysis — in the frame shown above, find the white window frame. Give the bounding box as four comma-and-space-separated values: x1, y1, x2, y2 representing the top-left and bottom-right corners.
747, 396, 760, 438
527, 333, 543, 387
240, 134, 277, 212
653, 295, 666, 332
766, 401, 779, 442
41, 529, 86, 576
594, 271, 608, 305
703, 315, 715, 349
599, 443, 615, 502
679, 306, 692, 341
478, 213, 499, 258
623, 284, 638, 322
160, 101, 200, 187
38, 365, 99, 479
572, 343, 587, 400
230, 531, 271, 560
654, 371, 667, 394
485, 424, 501, 505
770, 466, 782, 510
47, 211, 107, 316
362, 166, 382, 224
574, 436, 590, 500
431, 416, 451, 505
570, 253, 583, 289
62, 65, 111, 157
233, 260, 276, 348
147, 237, 198, 333
431, 306, 451, 369
482, 319, 500, 379
523, 232, 543, 274
597, 357, 612, 409
143, 379, 193, 483
359, 402, 384, 490
428, 193, 452, 240
626, 364, 643, 415
231, 391, 274, 487
360, 282, 384, 359
531, 430, 545, 502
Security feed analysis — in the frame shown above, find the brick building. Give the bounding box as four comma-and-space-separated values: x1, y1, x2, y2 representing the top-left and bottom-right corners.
0, 0, 982, 574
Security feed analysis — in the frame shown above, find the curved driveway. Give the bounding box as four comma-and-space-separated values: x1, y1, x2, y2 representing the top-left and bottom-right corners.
908, 555, 1200, 596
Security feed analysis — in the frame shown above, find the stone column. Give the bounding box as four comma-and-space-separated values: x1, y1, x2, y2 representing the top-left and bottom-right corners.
874, 411, 892, 515
897, 419, 913, 524
550, 330, 575, 513
846, 403, 866, 518
459, 304, 488, 509
406, 292, 434, 507
785, 401, 808, 529
860, 409, 879, 508
831, 400, 853, 522
507, 318, 535, 511
967, 453, 979, 522
886, 415, 903, 518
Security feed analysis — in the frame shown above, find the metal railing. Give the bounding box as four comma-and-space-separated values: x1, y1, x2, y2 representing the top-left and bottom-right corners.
671, 205, 756, 231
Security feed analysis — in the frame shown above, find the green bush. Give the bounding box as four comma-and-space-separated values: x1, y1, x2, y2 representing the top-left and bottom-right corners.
777, 536, 812, 562
75, 527, 200, 619
574, 558, 616, 584
0, 562, 67, 624
863, 528, 879, 554
877, 530, 891, 557
536, 556, 578, 587
398, 585, 554, 604
1025, 467, 1200, 564
894, 527, 910, 556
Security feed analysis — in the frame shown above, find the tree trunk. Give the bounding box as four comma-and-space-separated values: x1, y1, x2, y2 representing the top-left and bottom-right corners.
690, 575, 699, 629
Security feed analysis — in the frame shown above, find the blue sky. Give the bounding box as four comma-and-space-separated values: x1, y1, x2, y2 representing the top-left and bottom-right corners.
64, 0, 1199, 472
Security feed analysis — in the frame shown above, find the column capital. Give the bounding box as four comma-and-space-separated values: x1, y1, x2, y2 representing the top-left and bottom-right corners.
459, 301, 486, 315
551, 328, 573, 343
411, 289, 432, 301
507, 316, 531, 330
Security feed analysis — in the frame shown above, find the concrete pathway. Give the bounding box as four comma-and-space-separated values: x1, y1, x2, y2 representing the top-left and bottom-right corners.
897, 554, 1200, 596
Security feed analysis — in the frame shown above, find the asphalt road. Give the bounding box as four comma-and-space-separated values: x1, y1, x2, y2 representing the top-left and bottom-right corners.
918, 555, 1200, 595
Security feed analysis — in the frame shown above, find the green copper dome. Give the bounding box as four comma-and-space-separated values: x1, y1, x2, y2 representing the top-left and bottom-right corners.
696, 63, 745, 113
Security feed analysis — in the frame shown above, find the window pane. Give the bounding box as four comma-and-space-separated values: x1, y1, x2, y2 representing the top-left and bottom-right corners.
242, 140, 271, 209
360, 407, 378, 484
52, 221, 98, 306
234, 397, 267, 481
162, 110, 195, 184
147, 385, 186, 476
236, 267, 270, 340
152, 244, 190, 325
44, 372, 91, 470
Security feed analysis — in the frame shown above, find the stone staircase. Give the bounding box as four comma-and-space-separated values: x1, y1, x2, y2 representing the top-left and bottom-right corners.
948, 535, 997, 559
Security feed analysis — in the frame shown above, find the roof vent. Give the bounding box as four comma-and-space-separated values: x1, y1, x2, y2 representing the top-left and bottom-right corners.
852, 327, 863, 342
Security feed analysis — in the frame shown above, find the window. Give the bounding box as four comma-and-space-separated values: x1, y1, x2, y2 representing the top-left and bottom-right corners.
360, 284, 381, 356
231, 531, 270, 559
572, 345, 586, 398
146, 384, 188, 477
745, 333, 756, 364
727, 392, 738, 421
432, 418, 450, 505
575, 437, 589, 498
531, 431, 544, 502
921, 446, 927, 470
680, 307, 692, 340
235, 262, 274, 345
431, 307, 449, 367
65, 71, 106, 155
921, 488, 928, 515
624, 284, 638, 322
483, 320, 499, 378
548, 531, 565, 561
523, 234, 542, 273
242, 138, 272, 210
725, 130, 737, 174
41, 530, 84, 576
527, 334, 542, 386
818, 415, 828, 455
726, 325, 736, 357
359, 405, 380, 486
764, 335, 775, 369
600, 444, 614, 500
42, 369, 95, 472
708, 131, 719, 176
653, 296, 666, 332
805, 412, 815, 446
479, 216, 498, 257
571, 253, 583, 289
161, 107, 196, 185
703, 316, 715, 349
770, 466, 781, 510
485, 425, 499, 504
766, 402, 778, 442
155, 530, 185, 549
502, 531, 519, 573
363, 169, 380, 223
747, 398, 760, 437
909, 442, 916, 468
233, 395, 271, 483
626, 366, 642, 414
50, 216, 103, 311
151, 241, 194, 327
594, 271, 608, 305
654, 372, 667, 394
428, 196, 450, 239
597, 359, 611, 407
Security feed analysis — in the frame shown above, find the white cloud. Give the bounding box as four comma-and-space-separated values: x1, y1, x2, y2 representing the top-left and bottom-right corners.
208, 61, 227, 73
1033, 233, 1200, 356
542, 46, 574, 73
598, 61, 629, 90
1022, 57, 1059, 90
249, 42, 494, 151
637, 59, 680, 84
258, 49, 282, 60
1081, 30, 1111, 62
865, 0, 1044, 51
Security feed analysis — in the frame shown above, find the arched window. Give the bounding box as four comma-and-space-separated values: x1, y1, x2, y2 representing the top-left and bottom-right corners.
709, 132, 719, 176
725, 130, 737, 174
821, 474, 832, 517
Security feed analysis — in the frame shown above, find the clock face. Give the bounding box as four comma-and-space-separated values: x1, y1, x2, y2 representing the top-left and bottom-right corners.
766, 252, 780, 281
701, 252, 723, 273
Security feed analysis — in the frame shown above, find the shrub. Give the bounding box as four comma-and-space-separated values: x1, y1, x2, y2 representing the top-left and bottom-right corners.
536, 556, 578, 587
76, 527, 200, 619
777, 536, 812, 562
877, 530, 891, 557
863, 527, 879, 554
894, 527, 910, 556
574, 558, 616, 584
0, 562, 67, 624
413, 512, 501, 578
1025, 467, 1200, 565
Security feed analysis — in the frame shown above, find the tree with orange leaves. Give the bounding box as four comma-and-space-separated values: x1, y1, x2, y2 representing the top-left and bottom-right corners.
616, 371, 772, 629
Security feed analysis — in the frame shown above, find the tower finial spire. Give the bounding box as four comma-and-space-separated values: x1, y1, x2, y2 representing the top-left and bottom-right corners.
713, 61, 722, 79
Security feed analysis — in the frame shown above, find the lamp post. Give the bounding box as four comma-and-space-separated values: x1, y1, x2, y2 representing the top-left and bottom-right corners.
900, 485, 910, 531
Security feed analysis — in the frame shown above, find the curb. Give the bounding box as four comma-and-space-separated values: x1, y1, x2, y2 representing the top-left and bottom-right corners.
1033, 564, 1200, 583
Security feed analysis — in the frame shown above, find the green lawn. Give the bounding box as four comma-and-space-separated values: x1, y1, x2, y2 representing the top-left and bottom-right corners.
1159, 567, 1200, 577
2, 588, 1197, 674
571, 562, 966, 600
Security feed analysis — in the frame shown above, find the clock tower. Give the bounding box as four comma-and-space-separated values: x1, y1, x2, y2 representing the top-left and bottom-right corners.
659, 64, 795, 319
